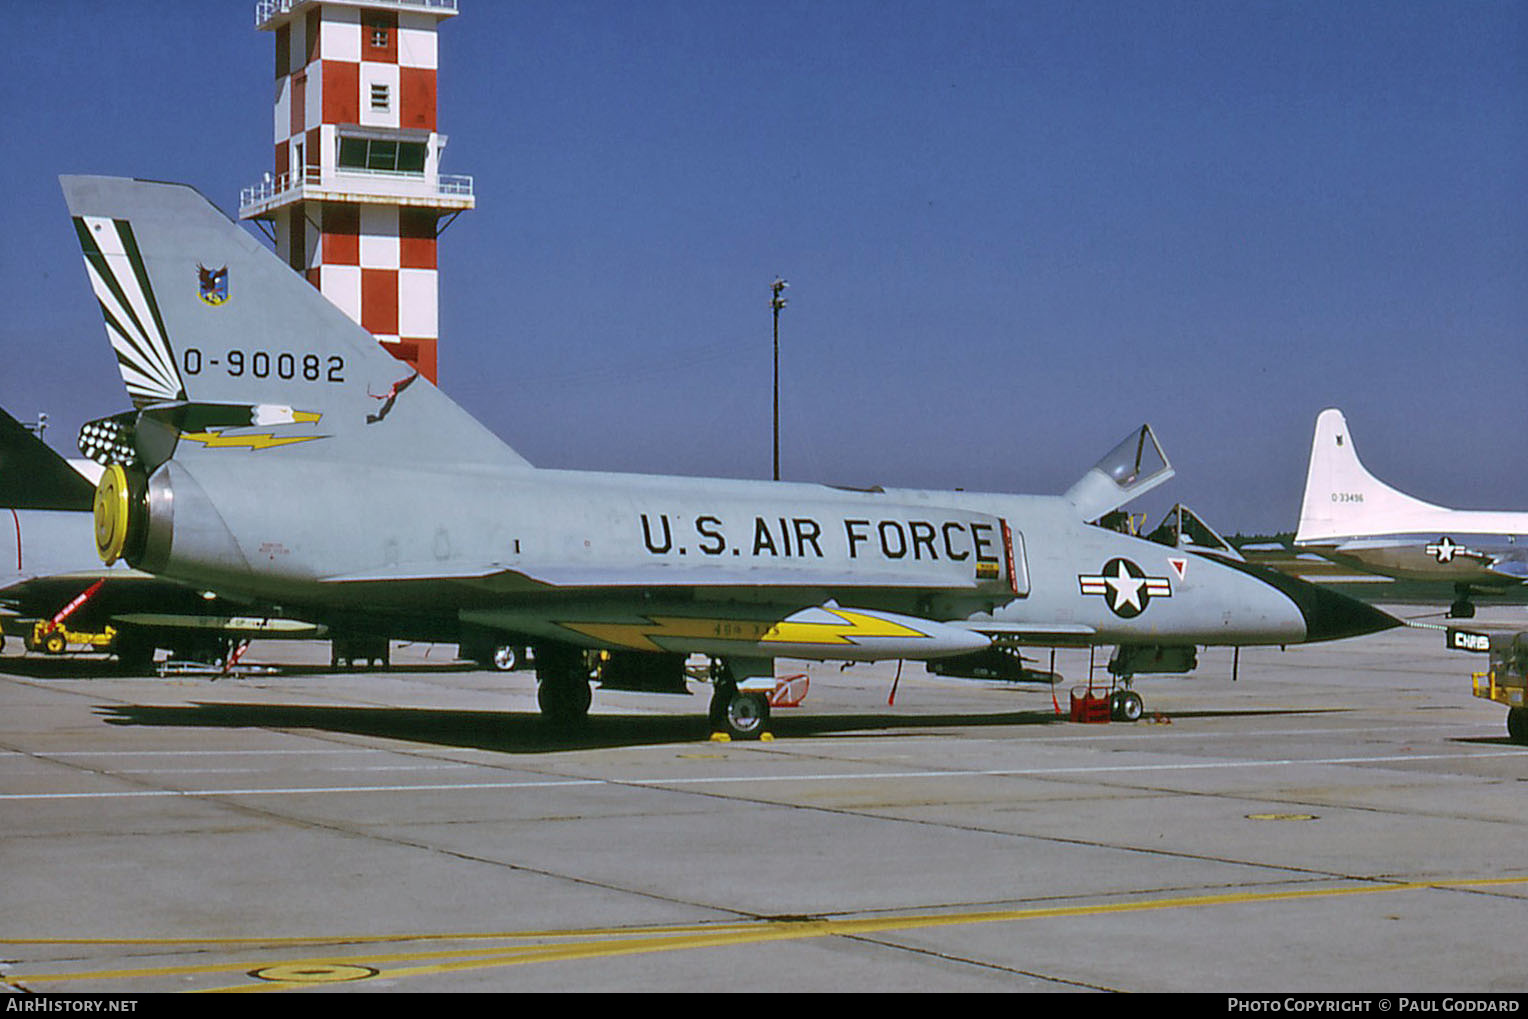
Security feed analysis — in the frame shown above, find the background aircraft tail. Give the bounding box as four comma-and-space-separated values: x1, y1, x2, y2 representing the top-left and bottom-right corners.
1295, 408, 1445, 543
60, 175, 527, 470
0, 407, 95, 511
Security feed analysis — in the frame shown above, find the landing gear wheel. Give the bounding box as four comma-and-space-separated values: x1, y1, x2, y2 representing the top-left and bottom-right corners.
537, 676, 592, 726
1508, 708, 1528, 744
712, 690, 770, 740
490, 644, 520, 672
1449, 600, 1476, 619
534, 645, 593, 727
113, 632, 155, 675
1112, 690, 1144, 722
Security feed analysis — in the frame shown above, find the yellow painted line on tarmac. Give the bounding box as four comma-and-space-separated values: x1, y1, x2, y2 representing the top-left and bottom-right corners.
0, 922, 758, 947
9, 875, 1528, 993
0, 925, 763, 983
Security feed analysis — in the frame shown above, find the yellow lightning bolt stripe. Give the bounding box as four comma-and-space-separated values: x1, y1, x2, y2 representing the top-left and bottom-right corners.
181, 431, 325, 451
768, 609, 927, 644
562, 608, 929, 652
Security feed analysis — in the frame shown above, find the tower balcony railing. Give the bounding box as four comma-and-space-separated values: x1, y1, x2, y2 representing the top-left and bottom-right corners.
239, 165, 474, 218
255, 0, 459, 28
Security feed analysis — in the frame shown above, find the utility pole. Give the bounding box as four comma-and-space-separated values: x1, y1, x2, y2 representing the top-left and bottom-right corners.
771, 277, 788, 481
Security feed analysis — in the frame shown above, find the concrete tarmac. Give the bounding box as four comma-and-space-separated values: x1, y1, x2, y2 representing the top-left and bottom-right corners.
2, 604, 1525, 994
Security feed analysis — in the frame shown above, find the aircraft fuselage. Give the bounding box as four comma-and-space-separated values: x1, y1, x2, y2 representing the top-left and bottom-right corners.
131, 454, 1371, 657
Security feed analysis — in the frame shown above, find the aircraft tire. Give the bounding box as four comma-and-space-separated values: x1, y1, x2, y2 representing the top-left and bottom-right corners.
721, 691, 770, 740
708, 688, 730, 729
1507, 708, 1528, 745
1112, 690, 1144, 722
537, 676, 592, 726
116, 649, 155, 675
113, 632, 156, 675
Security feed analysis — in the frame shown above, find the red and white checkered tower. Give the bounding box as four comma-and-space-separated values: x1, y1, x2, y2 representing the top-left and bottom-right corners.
239, 0, 473, 384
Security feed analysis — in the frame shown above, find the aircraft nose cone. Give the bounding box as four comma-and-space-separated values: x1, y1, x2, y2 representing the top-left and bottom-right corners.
1239, 561, 1401, 642
1294, 580, 1401, 642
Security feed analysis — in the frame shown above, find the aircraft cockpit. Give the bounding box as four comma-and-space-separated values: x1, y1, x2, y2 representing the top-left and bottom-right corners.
1066, 424, 1175, 522
1146, 503, 1245, 562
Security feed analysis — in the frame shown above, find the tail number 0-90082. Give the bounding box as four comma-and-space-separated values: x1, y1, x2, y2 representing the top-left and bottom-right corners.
182, 348, 345, 383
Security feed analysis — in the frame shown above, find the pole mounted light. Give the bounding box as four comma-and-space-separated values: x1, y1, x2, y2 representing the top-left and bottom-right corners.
771, 277, 788, 482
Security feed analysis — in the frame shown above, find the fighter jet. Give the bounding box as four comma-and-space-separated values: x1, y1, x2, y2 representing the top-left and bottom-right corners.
0, 402, 521, 671
61, 175, 1397, 736
0, 404, 325, 667
1295, 408, 1528, 618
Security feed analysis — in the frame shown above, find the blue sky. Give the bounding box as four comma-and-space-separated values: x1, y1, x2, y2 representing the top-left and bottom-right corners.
2, 1, 1524, 534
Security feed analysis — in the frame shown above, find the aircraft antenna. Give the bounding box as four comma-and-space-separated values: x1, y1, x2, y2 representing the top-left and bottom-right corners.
771, 277, 789, 481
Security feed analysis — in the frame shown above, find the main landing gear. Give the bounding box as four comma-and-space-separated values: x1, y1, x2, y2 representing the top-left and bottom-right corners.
1449, 584, 1477, 619
529, 645, 775, 740
534, 644, 593, 727
706, 657, 775, 741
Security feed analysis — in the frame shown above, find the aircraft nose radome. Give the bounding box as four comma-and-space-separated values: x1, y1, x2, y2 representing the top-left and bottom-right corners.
1237, 561, 1401, 642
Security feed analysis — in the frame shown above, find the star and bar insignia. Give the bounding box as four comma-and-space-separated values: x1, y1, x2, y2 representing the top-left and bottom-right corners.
1079, 558, 1173, 618
1425, 536, 1480, 564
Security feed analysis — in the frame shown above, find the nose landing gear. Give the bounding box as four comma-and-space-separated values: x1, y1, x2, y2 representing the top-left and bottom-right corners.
1110, 688, 1144, 722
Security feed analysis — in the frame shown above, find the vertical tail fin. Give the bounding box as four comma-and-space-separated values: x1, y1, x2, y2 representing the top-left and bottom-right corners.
0, 407, 95, 511
1295, 408, 1444, 543
60, 175, 528, 470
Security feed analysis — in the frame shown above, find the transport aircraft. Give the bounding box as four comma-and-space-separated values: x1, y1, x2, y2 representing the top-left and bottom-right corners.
61, 175, 1398, 737
1295, 408, 1528, 618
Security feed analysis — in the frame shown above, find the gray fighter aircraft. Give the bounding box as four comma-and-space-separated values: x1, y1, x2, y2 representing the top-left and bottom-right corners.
61, 175, 1397, 737
0, 401, 519, 671
1295, 408, 1528, 618
0, 404, 323, 667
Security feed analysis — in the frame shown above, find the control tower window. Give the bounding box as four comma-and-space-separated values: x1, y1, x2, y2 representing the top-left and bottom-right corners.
339, 138, 428, 174
370, 26, 389, 48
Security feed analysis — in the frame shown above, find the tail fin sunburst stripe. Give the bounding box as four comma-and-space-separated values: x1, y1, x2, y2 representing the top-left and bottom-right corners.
73, 215, 184, 407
